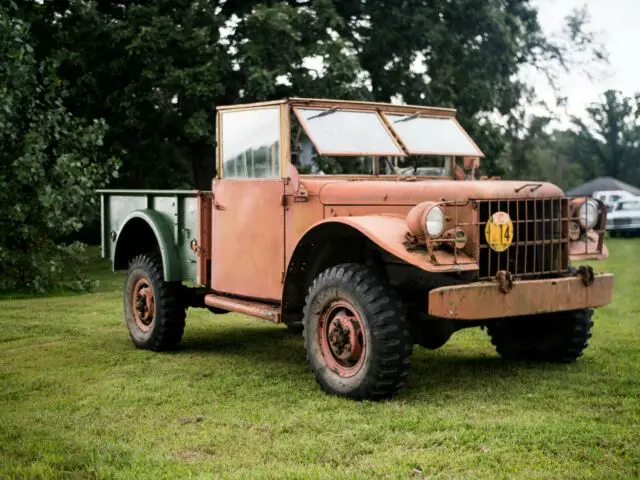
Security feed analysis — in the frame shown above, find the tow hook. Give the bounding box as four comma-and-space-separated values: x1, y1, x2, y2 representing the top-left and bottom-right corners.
577, 265, 595, 286
495, 270, 514, 293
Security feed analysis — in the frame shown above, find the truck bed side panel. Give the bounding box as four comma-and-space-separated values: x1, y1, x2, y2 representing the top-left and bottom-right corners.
99, 189, 209, 284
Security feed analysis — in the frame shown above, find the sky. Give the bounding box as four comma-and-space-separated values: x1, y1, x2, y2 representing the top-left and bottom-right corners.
531, 0, 640, 121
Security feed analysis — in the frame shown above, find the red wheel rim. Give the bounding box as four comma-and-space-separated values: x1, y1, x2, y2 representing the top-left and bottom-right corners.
132, 277, 155, 332
318, 299, 366, 378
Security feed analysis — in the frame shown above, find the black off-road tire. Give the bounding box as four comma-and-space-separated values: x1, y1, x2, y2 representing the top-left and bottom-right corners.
487, 309, 594, 363
124, 253, 186, 351
303, 263, 413, 400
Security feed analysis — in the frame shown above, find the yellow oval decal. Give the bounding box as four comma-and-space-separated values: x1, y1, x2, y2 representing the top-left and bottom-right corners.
485, 211, 514, 253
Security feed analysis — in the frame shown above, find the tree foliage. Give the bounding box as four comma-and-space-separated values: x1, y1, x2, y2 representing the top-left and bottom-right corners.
571, 90, 640, 186
17, 0, 367, 188
15, 0, 606, 187
500, 116, 586, 190
0, 9, 119, 291
501, 90, 640, 191
1, 0, 617, 290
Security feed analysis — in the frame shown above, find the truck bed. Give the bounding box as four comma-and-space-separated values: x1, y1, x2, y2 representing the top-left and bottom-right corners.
98, 189, 212, 285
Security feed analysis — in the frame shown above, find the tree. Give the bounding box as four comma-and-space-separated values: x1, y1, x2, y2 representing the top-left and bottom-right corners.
18, 0, 232, 189
571, 89, 640, 186
500, 116, 585, 190
499, 89, 640, 191
331, 1, 606, 175
0, 9, 119, 291
18, 0, 365, 189
17, 0, 606, 186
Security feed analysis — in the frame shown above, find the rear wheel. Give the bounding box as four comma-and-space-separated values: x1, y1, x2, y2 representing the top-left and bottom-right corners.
487, 309, 594, 362
124, 254, 186, 351
610, 231, 619, 238
303, 263, 412, 400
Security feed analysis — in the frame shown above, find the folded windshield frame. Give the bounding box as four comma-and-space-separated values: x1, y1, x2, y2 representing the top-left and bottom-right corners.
290, 99, 484, 159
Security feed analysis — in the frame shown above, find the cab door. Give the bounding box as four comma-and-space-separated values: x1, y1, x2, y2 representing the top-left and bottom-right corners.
211, 105, 287, 301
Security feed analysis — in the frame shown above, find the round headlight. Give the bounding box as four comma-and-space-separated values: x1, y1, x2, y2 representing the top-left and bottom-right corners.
578, 200, 598, 229
425, 206, 445, 237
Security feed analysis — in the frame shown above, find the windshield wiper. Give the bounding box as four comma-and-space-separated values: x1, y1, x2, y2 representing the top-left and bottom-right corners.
307, 107, 338, 120
394, 112, 421, 123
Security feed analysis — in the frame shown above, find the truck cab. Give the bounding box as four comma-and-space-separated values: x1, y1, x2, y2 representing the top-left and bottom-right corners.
100, 98, 614, 400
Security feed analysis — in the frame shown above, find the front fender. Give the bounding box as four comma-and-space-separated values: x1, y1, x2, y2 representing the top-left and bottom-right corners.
113, 209, 182, 281
570, 233, 609, 261
309, 216, 477, 273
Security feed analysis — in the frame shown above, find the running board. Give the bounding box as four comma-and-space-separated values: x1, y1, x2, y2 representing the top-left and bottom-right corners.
204, 294, 281, 323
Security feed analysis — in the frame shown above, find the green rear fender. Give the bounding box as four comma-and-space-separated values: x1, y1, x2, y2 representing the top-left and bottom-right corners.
113, 209, 182, 281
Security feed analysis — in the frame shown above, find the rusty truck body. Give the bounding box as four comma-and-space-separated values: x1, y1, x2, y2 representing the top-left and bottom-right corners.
99, 97, 614, 400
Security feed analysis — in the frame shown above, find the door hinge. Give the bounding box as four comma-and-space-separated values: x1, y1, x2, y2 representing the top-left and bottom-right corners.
293, 191, 309, 203
280, 194, 288, 206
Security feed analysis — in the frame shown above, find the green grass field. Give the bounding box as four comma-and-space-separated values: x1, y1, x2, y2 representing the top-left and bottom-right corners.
1, 240, 639, 479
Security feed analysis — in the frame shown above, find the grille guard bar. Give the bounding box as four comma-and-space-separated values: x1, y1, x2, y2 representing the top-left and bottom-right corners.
409, 196, 607, 279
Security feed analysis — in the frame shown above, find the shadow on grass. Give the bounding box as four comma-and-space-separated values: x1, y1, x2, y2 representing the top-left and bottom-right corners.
170, 325, 578, 401
179, 325, 301, 355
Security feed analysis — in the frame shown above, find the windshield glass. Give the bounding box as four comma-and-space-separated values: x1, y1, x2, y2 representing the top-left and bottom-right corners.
383, 113, 482, 156
294, 108, 405, 156
290, 104, 484, 177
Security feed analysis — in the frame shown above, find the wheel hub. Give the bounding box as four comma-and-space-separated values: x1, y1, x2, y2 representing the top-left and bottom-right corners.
327, 314, 362, 362
132, 278, 155, 331
318, 300, 366, 377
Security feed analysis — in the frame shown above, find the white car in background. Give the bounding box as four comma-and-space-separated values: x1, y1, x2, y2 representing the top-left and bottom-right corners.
606, 199, 640, 237
593, 190, 638, 212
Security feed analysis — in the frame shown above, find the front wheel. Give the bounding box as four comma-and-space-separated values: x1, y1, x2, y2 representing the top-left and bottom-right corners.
124, 253, 186, 351
487, 309, 594, 363
303, 263, 412, 400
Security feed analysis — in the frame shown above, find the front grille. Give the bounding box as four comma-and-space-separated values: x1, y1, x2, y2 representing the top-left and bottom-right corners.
613, 218, 632, 227
477, 198, 570, 278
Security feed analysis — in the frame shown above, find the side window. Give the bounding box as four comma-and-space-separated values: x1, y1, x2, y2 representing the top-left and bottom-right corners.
221, 107, 281, 178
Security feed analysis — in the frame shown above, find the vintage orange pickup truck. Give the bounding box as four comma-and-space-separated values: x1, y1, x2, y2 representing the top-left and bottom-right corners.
99, 97, 614, 400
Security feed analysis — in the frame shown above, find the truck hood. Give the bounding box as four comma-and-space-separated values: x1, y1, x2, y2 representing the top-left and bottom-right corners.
317, 180, 564, 206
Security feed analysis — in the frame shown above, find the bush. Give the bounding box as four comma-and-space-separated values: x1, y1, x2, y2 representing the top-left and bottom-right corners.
0, 10, 119, 292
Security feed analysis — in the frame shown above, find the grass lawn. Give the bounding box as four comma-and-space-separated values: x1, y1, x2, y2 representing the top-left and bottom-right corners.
1, 240, 639, 479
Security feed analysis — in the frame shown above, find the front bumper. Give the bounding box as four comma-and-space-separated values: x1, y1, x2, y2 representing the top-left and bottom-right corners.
428, 273, 614, 320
